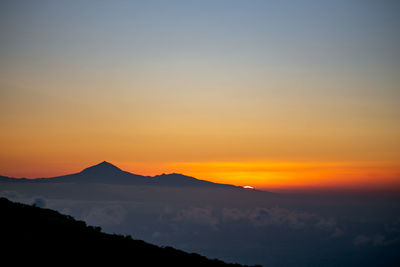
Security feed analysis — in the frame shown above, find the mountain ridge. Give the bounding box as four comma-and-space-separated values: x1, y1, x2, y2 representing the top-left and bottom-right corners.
0, 161, 242, 189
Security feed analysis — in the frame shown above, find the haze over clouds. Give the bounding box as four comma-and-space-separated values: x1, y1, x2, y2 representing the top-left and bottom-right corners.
1, 180, 400, 266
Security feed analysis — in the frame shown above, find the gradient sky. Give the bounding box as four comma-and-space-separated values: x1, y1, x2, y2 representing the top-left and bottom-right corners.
1, 0, 399, 191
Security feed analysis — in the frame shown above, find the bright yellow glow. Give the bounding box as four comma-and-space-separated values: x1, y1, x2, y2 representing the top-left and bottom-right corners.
163, 161, 400, 191
243, 186, 254, 189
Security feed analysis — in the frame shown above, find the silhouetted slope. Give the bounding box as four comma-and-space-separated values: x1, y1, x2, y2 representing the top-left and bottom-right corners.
151, 173, 237, 188
0, 198, 258, 266
0, 175, 31, 182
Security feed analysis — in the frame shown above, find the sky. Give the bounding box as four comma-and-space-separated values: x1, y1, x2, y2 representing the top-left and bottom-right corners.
1, 0, 399, 191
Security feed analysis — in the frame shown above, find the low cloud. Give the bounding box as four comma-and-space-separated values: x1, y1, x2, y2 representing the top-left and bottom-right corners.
222, 208, 246, 221
175, 207, 219, 228
249, 207, 318, 228
353, 235, 370, 245
330, 227, 345, 238
0, 190, 23, 200
84, 205, 126, 226
223, 207, 338, 231
316, 218, 337, 230
161, 207, 219, 229
32, 197, 46, 208
353, 234, 400, 247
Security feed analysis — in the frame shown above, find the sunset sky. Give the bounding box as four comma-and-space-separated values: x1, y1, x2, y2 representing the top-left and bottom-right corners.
1, 1, 399, 191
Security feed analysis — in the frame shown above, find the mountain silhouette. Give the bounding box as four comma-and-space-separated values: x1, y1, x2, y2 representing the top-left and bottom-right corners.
80, 160, 124, 175
0, 161, 240, 189
0, 197, 258, 266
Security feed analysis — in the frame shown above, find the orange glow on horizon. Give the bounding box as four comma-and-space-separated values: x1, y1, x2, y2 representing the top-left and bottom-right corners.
164, 161, 400, 191
2, 160, 399, 192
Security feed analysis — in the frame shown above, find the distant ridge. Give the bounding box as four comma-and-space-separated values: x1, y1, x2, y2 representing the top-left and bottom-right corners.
0, 161, 241, 189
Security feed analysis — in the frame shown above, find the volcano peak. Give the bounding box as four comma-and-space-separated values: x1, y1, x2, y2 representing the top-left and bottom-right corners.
80, 161, 122, 174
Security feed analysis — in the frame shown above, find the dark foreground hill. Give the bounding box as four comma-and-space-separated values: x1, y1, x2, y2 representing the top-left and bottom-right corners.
0, 197, 259, 266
